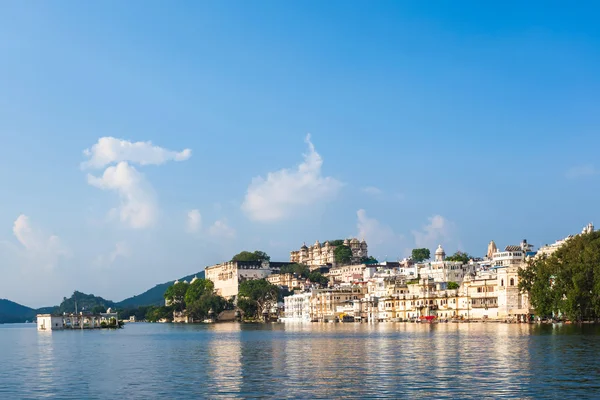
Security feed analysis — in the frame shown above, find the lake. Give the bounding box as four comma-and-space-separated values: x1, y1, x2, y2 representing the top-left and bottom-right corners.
1, 322, 599, 399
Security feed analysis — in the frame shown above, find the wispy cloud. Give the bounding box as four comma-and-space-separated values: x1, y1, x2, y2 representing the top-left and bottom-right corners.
208, 220, 236, 238
411, 215, 455, 250
93, 241, 131, 267
242, 134, 343, 222
357, 209, 403, 246
186, 209, 202, 233
565, 164, 599, 179
362, 186, 383, 196
10, 214, 69, 270
81, 137, 191, 169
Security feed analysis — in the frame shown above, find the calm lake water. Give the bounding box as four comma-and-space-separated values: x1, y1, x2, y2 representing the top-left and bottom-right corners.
1, 322, 599, 399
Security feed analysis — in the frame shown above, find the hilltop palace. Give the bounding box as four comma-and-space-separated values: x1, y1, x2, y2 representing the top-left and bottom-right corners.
290, 238, 368, 267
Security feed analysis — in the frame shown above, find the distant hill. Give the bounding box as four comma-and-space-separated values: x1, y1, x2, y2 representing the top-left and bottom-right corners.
0, 299, 37, 323
0, 270, 206, 322
116, 271, 205, 307
57, 291, 116, 314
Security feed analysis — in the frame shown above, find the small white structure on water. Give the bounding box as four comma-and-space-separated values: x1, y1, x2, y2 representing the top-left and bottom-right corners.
37, 308, 119, 331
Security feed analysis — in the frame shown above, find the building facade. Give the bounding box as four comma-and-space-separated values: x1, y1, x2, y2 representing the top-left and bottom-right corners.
205, 260, 275, 299
289, 238, 368, 267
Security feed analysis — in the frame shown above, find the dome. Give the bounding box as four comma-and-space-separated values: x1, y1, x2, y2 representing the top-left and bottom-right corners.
361, 239, 367, 244
435, 245, 445, 255
343, 239, 350, 245
174, 279, 180, 284
350, 238, 359, 244
314, 240, 321, 247
301, 242, 308, 250
191, 275, 198, 283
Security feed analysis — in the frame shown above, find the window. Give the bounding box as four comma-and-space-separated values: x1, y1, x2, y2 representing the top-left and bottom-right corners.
501, 279, 504, 287
510, 278, 515, 286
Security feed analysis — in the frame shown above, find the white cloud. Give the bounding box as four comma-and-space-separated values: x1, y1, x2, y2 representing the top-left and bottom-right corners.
82, 138, 192, 229
187, 209, 202, 233
208, 220, 236, 238
356, 209, 407, 261
93, 241, 131, 267
81, 137, 191, 169
565, 165, 599, 179
241, 134, 343, 222
87, 161, 157, 229
362, 186, 383, 196
411, 215, 454, 250
11, 214, 69, 270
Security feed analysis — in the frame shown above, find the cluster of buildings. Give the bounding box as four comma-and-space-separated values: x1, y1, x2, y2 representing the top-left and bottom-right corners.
289, 239, 368, 266
202, 224, 594, 323
37, 308, 119, 331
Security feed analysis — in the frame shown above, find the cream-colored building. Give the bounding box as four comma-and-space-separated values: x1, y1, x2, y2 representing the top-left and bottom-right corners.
267, 273, 308, 290
205, 260, 275, 299
290, 238, 368, 267
283, 286, 366, 322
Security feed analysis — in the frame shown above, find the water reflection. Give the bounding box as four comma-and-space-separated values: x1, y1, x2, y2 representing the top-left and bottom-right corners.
206, 323, 242, 398
2, 323, 600, 399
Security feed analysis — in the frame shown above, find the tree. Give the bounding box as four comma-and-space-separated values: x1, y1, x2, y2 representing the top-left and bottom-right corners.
334, 245, 353, 265
280, 263, 310, 277
326, 239, 345, 246
447, 282, 459, 290
237, 279, 279, 321
91, 305, 106, 314
308, 271, 329, 287
187, 293, 227, 321
231, 250, 270, 262
445, 251, 472, 264
360, 256, 379, 264
163, 281, 189, 311
519, 230, 600, 321
411, 248, 431, 263
184, 279, 214, 306
146, 305, 174, 322
183, 278, 227, 321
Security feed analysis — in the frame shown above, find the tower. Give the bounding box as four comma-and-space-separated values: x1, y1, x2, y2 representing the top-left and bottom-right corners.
435, 245, 446, 261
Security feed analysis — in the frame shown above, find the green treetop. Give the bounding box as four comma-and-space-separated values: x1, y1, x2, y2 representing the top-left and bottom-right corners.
445, 251, 472, 264
334, 245, 353, 265
163, 281, 189, 311
279, 263, 310, 278
231, 250, 270, 262
411, 248, 431, 263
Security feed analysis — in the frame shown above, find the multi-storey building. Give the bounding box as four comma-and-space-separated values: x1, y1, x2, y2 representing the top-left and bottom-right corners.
205, 260, 274, 299
283, 286, 366, 322
289, 238, 368, 267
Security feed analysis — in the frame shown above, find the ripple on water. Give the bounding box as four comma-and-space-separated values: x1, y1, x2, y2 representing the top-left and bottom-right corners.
1, 323, 599, 399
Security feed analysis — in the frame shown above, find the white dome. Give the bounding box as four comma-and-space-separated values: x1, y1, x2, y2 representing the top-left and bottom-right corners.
435, 245, 445, 254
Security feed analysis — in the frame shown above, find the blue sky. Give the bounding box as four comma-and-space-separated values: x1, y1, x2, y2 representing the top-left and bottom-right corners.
1, 2, 599, 306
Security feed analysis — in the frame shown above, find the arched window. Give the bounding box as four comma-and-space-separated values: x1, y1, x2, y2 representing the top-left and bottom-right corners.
501, 279, 504, 287
510, 278, 515, 286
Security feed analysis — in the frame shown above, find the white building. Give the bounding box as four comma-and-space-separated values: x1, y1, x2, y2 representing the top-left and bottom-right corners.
205, 260, 276, 299
37, 315, 64, 331
282, 292, 312, 322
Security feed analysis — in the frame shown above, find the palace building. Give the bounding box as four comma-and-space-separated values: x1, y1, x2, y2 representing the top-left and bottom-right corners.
289, 238, 368, 267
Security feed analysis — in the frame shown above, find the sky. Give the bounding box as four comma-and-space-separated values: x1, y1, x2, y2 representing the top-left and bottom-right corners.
1, 1, 599, 307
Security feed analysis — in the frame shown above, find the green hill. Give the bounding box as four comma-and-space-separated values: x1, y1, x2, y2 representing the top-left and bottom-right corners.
57, 291, 116, 314
0, 270, 206, 323
116, 271, 205, 307
0, 299, 37, 323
